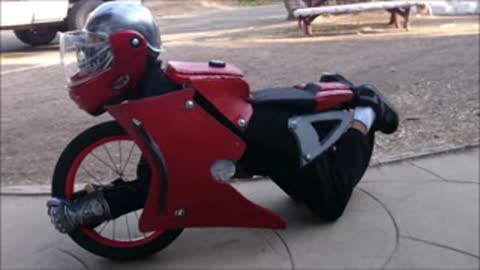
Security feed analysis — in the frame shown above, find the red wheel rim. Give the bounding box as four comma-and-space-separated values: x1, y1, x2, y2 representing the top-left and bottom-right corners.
65, 135, 163, 248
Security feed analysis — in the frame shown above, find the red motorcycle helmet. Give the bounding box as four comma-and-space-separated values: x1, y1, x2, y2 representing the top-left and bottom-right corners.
60, 2, 162, 115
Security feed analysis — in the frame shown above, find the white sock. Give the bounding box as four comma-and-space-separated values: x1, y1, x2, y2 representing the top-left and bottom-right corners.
353, 106, 376, 131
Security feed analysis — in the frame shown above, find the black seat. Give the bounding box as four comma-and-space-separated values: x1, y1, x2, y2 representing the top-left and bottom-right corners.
250, 88, 316, 111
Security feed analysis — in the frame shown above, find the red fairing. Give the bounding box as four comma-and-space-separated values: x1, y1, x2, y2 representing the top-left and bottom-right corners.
317, 82, 351, 91
165, 60, 253, 127
190, 77, 253, 130
295, 82, 353, 111
165, 61, 244, 85
315, 90, 353, 111
106, 90, 286, 232
313, 82, 353, 111
69, 30, 148, 115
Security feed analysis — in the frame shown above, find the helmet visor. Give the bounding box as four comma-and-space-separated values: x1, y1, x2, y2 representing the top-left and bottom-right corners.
60, 31, 113, 87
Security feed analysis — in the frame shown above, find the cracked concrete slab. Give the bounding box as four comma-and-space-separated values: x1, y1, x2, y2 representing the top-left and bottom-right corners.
363, 161, 441, 183
235, 181, 397, 269
1, 148, 478, 269
1, 180, 396, 270
1, 195, 292, 270
360, 181, 479, 257
385, 237, 480, 270
1, 197, 86, 269
409, 148, 479, 182
75, 228, 292, 270
1, 248, 87, 270
0, 196, 68, 267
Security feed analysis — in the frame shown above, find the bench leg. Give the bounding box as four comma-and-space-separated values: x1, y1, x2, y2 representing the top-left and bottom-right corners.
299, 16, 317, 36
403, 7, 411, 30
387, 10, 395, 25
386, 7, 411, 31
304, 17, 313, 36
297, 17, 310, 35
387, 8, 400, 28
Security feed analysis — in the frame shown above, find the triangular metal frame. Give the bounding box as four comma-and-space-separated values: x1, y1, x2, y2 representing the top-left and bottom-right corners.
288, 110, 353, 167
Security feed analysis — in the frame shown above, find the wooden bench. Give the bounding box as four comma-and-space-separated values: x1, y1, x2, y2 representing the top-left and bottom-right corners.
293, 1, 430, 36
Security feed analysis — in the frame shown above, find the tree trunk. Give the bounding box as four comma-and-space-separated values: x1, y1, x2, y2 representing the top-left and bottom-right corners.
283, 0, 306, 20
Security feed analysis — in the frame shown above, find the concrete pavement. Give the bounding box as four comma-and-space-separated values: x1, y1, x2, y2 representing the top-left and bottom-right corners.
1, 147, 479, 269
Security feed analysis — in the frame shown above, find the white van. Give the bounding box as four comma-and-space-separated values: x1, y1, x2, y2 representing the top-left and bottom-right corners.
0, 0, 142, 46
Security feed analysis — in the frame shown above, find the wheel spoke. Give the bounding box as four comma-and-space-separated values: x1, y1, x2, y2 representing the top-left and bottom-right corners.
102, 145, 120, 173
121, 142, 135, 174
125, 215, 132, 241
97, 221, 109, 235
134, 211, 146, 238
80, 165, 104, 186
112, 220, 116, 240
90, 151, 121, 177
118, 141, 122, 172
70, 133, 159, 244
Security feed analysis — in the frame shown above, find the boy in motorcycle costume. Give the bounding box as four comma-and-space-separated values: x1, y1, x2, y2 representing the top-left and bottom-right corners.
47, 2, 398, 234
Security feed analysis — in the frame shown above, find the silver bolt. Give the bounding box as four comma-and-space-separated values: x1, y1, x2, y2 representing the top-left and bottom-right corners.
238, 118, 246, 127
132, 118, 141, 126
131, 38, 140, 47
304, 154, 312, 162
185, 100, 194, 109
174, 208, 185, 217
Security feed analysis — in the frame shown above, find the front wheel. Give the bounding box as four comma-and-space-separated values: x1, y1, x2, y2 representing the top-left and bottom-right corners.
14, 28, 57, 46
51, 121, 182, 260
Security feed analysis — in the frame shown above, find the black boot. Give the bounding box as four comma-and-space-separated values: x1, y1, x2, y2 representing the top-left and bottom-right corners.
353, 84, 399, 134
319, 72, 355, 88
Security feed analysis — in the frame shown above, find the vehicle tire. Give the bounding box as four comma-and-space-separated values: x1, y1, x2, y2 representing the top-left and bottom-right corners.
51, 121, 183, 260
67, 0, 103, 30
13, 28, 57, 46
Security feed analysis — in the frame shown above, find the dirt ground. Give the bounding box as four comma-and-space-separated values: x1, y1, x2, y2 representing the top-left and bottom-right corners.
1, 2, 479, 186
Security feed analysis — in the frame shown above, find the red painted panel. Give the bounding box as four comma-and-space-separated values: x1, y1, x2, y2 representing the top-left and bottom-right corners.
315, 90, 353, 111
316, 82, 351, 90
107, 90, 286, 232
165, 61, 244, 85
190, 77, 253, 130
293, 82, 353, 111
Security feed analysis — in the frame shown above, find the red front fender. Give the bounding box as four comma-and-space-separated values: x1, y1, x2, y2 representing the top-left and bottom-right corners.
106, 89, 286, 232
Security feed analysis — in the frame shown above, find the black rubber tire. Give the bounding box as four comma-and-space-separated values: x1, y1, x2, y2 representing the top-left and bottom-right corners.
51, 121, 183, 260
67, 0, 103, 30
13, 28, 57, 46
